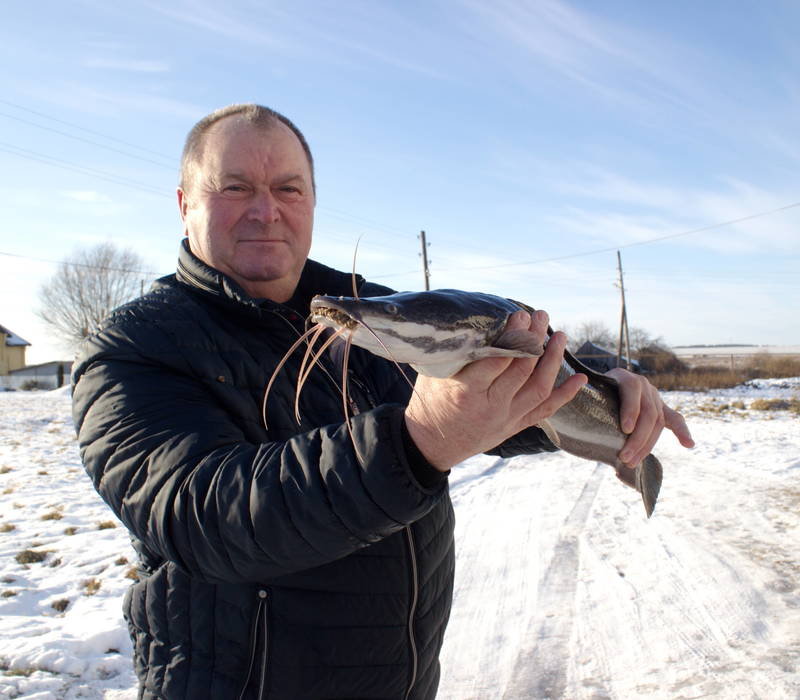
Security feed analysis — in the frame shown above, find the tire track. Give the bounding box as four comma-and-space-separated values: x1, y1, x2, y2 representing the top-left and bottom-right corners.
503, 464, 605, 700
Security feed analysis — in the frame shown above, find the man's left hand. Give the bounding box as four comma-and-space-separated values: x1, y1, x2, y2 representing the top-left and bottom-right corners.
605, 368, 695, 468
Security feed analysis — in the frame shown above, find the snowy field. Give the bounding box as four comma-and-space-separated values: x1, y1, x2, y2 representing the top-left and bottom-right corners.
1, 381, 798, 700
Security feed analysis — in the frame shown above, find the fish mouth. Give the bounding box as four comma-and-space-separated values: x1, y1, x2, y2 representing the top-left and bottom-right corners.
310, 298, 361, 330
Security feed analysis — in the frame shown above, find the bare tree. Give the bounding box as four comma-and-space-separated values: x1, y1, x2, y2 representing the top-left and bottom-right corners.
568, 320, 616, 351
36, 243, 149, 351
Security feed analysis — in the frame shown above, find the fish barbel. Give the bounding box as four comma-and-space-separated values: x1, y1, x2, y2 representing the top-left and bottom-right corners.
309, 289, 663, 517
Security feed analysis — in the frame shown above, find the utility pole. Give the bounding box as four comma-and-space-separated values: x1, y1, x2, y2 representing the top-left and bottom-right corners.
616, 250, 632, 370
419, 230, 431, 290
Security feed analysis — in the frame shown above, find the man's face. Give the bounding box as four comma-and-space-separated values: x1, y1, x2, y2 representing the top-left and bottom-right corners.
178, 117, 315, 302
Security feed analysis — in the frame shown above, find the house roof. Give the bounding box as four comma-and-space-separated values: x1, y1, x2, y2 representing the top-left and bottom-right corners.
0, 324, 31, 347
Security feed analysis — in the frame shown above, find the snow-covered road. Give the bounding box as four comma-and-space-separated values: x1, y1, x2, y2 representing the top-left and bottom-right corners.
1, 381, 798, 699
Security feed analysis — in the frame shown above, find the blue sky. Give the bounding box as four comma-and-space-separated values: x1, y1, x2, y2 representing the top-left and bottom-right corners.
2, 0, 799, 364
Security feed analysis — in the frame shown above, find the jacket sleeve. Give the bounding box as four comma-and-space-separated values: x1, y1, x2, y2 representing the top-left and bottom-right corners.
486, 425, 560, 458
71, 315, 446, 586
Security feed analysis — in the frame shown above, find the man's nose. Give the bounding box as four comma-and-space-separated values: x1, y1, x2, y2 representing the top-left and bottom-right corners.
247, 189, 280, 223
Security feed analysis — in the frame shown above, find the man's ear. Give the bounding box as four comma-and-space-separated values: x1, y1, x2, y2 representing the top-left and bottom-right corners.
177, 187, 188, 222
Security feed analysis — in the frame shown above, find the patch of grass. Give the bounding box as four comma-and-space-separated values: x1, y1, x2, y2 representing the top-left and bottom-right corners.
49, 557, 62, 568
63, 526, 78, 536
4, 667, 35, 677
0, 523, 16, 533
0, 466, 12, 475
41, 510, 63, 521
1, 576, 15, 584
82, 578, 102, 596
97, 520, 117, 530
751, 398, 799, 412
125, 567, 139, 581
2, 488, 13, 495
37, 470, 49, 476
1, 590, 17, 598
649, 355, 800, 391
15, 549, 48, 565
115, 556, 129, 566
51, 598, 70, 613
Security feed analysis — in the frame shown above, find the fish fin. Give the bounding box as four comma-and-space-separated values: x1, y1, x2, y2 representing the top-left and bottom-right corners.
493, 329, 544, 356
614, 464, 638, 491
616, 454, 662, 517
638, 454, 663, 518
536, 419, 561, 448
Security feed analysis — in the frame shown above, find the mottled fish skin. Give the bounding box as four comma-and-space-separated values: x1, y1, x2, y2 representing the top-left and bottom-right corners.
310, 289, 662, 517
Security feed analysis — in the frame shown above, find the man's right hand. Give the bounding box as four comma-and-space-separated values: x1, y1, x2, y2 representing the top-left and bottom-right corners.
403, 309, 587, 471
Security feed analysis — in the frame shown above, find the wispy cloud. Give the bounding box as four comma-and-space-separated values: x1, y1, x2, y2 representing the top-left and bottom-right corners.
454, 0, 727, 118
142, 0, 450, 80
60, 190, 113, 203
83, 58, 169, 73
27, 83, 203, 121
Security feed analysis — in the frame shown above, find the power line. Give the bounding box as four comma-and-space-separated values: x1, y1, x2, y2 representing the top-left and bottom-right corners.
430, 200, 800, 274
0, 98, 175, 162
0, 249, 166, 276
5, 100, 798, 277
0, 142, 171, 198
0, 111, 176, 169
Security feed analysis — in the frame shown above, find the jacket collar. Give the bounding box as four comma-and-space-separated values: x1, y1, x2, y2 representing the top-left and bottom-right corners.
174, 238, 365, 315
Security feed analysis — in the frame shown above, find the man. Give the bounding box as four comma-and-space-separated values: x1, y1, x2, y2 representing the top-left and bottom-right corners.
72, 104, 693, 700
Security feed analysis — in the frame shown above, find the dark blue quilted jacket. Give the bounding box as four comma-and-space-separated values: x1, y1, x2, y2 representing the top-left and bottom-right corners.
72, 241, 556, 699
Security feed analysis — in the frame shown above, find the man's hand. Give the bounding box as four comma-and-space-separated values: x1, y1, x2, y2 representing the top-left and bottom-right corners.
404, 309, 587, 471
605, 367, 695, 468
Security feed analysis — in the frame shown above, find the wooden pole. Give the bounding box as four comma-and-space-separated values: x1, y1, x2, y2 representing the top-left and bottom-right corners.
419, 230, 431, 290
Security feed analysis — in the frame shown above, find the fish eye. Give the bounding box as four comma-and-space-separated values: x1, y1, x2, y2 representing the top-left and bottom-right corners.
384, 302, 399, 315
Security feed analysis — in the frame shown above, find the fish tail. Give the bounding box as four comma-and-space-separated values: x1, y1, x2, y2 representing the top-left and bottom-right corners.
637, 454, 663, 518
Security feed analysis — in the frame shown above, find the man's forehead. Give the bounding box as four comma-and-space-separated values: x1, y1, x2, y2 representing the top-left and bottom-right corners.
203, 118, 307, 169
207, 116, 292, 149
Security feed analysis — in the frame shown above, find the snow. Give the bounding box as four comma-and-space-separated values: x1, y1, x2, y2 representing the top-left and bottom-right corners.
1, 382, 798, 699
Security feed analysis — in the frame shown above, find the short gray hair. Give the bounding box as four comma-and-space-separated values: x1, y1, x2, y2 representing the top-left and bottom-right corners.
179, 103, 315, 192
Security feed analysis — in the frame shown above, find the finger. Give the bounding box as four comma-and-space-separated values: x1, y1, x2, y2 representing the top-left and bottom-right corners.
616, 373, 643, 435
505, 309, 532, 331
521, 372, 586, 426
509, 331, 569, 408
665, 406, 695, 448
455, 354, 516, 389
619, 384, 663, 466
529, 309, 549, 333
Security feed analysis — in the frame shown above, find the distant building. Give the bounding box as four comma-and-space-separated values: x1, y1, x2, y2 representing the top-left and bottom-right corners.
573, 341, 640, 373
3, 360, 73, 390
0, 324, 30, 375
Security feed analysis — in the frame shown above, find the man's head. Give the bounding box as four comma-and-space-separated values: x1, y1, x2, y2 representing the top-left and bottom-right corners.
178, 104, 316, 303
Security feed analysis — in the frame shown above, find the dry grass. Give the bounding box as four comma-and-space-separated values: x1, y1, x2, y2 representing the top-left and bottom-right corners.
97, 520, 117, 530
15, 549, 49, 565
82, 578, 102, 596
50, 598, 70, 613
649, 355, 800, 392
751, 398, 800, 414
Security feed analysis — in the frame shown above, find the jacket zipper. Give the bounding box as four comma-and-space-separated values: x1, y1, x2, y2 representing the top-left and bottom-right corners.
347, 369, 418, 697
404, 527, 420, 700
238, 589, 269, 700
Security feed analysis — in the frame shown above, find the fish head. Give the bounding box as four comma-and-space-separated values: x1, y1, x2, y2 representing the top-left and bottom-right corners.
310, 289, 541, 377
